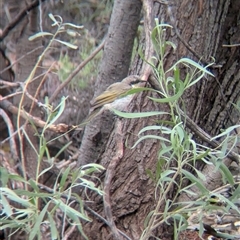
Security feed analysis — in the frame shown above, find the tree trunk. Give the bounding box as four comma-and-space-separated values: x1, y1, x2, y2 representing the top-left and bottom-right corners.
1, 0, 239, 239
77, 0, 142, 167
74, 0, 240, 239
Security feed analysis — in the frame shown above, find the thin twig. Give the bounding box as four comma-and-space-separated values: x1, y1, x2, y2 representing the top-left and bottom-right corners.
0, 128, 21, 147
28, 62, 56, 112
0, 96, 70, 133
49, 40, 105, 104
0, 109, 19, 161
62, 225, 76, 240
182, 109, 240, 163
0, 91, 23, 101
222, 43, 240, 47
0, 79, 20, 88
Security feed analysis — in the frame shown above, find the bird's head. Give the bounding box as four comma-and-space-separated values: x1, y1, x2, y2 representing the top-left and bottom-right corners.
121, 75, 146, 88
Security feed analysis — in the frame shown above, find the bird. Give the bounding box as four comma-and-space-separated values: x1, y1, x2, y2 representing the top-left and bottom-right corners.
90, 75, 145, 110
81, 75, 145, 125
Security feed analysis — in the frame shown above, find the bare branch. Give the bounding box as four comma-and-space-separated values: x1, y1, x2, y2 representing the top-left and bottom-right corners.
0, 96, 71, 133
0, 109, 19, 161
0, 0, 47, 41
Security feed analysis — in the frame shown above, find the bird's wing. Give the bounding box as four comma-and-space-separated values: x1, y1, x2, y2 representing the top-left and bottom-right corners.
91, 90, 118, 109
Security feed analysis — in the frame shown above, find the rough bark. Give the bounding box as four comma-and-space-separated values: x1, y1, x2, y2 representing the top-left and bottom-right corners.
160, 0, 240, 200
1, 0, 239, 239
74, 0, 240, 239
77, 0, 142, 167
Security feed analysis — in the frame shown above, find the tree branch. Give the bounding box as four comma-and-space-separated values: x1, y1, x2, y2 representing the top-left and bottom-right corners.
0, 96, 71, 133
0, 109, 19, 161
0, 0, 47, 42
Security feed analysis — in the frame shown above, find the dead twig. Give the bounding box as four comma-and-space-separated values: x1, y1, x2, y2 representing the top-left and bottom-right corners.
0, 96, 70, 133
0, 109, 19, 161
62, 225, 76, 240
182, 109, 240, 163
0, 79, 20, 88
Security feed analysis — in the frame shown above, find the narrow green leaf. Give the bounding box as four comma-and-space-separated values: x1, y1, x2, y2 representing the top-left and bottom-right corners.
53, 199, 91, 222
181, 169, 208, 194
54, 39, 78, 49
48, 212, 59, 240
148, 80, 184, 103
138, 125, 167, 135
81, 163, 105, 171
0, 167, 9, 186
22, 128, 38, 155
46, 96, 67, 128
194, 168, 206, 182
0, 188, 31, 207
211, 124, 240, 140
8, 174, 28, 184
29, 201, 51, 240
159, 146, 173, 156
219, 163, 234, 185
112, 109, 169, 118
59, 166, 71, 190
230, 185, 240, 201
48, 13, 59, 25
131, 135, 171, 148
14, 189, 50, 198
1, 195, 13, 216
143, 210, 154, 228
167, 58, 214, 77
39, 159, 55, 177
160, 170, 175, 179
29, 179, 40, 193
179, 188, 198, 196
39, 138, 47, 160
29, 32, 53, 41
64, 22, 84, 29
163, 199, 172, 223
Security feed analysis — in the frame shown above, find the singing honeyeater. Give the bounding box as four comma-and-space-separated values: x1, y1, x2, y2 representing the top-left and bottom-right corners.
84, 75, 145, 123
91, 75, 144, 109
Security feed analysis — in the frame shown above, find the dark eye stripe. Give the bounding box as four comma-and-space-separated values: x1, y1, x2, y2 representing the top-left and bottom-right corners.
130, 79, 145, 85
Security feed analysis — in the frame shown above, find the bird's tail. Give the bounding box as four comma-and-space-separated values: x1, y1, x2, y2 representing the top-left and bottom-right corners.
78, 108, 101, 127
